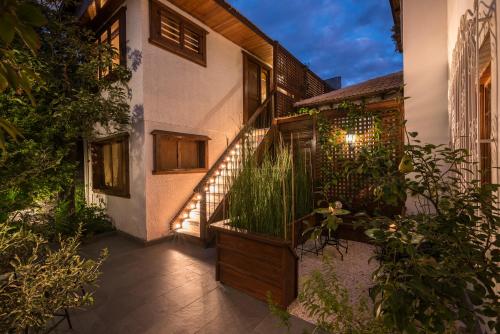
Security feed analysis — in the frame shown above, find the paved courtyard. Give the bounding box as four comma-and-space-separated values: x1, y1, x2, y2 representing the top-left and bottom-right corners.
55, 234, 315, 334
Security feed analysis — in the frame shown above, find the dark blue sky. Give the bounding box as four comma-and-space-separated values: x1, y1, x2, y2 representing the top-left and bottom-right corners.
227, 0, 402, 86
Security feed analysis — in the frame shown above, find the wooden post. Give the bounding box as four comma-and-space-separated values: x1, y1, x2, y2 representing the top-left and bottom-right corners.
200, 191, 207, 242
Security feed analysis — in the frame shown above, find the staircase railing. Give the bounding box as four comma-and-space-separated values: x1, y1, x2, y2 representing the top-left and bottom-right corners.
169, 89, 276, 241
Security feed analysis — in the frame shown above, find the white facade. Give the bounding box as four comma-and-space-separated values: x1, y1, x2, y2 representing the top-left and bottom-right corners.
402, 0, 449, 147
401, 0, 499, 212
85, 0, 261, 241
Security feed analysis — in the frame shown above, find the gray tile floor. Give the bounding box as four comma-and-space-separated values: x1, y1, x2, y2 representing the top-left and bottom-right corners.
54, 234, 315, 334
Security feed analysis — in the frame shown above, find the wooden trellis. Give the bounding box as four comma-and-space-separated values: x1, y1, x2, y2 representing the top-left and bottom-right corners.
274, 43, 330, 117
316, 109, 403, 209
276, 105, 403, 212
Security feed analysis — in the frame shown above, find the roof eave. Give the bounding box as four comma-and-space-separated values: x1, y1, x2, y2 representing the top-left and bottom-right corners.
389, 0, 402, 53
295, 87, 402, 109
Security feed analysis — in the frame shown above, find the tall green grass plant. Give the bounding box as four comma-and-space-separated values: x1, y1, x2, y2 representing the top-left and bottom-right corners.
227, 139, 312, 239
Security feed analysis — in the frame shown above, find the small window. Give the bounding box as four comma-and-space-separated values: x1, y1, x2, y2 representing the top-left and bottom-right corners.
152, 131, 209, 174
87, 1, 97, 19
91, 134, 130, 197
149, 0, 207, 66
97, 8, 126, 78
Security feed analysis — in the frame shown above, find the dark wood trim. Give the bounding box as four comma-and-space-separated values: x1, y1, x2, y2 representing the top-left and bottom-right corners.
91, 133, 130, 198
92, 132, 129, 143
81, 0, 126, 30
242, 51, 271, 71
95, 6, 127, 76
212, 0, 275, 45
152, 130, 210, 174
211, 221, 298, 308
152, 168, 208, 175
149, 0, 207, 67
243, 52, 271, 123
151, 130, 210, 141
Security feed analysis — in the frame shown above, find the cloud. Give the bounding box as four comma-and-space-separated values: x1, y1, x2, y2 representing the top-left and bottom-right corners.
227, 0, 402, 86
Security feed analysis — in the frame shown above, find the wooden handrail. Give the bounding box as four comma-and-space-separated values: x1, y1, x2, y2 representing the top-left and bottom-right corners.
169, 90, 276, 235
194, 89, 275, 192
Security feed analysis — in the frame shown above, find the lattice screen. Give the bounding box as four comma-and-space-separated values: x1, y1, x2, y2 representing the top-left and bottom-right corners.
275, 44, 330, 117
316, 110, 403, 209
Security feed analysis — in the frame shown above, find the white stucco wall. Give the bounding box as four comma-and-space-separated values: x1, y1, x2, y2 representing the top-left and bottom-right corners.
84, 0, 266, 242
402, 0, 449, 146
401, 0, 449, 213
142, 1, 248, 241
85, 0, 148, 240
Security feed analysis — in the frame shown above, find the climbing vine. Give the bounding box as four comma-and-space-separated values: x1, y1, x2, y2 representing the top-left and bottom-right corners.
302, 102, 405, 214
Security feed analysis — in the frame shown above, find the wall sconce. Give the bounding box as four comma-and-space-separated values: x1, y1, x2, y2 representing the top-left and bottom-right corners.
345, 133, 356, 147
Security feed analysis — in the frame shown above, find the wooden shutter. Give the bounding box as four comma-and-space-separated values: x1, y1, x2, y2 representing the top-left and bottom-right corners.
184, 26, 201, 54
149, 0, 207, 66
179, 140, 199, 169
158, 136, 178, 170
160, 13, 181, 45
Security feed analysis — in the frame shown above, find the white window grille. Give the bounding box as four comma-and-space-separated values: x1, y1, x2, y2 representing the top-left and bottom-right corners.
449, 0, 497, 185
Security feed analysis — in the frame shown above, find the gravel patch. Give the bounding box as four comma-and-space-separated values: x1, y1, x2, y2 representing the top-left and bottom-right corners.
288, 240, 379, 324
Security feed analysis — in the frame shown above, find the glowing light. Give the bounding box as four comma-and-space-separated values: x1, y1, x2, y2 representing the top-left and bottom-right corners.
175, 223, 181, 229
345, 133, 356, 145
196, 194, 202, 200
190, 203, 196, 209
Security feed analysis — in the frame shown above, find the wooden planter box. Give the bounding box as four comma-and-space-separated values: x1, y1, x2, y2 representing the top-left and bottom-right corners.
210, 221, 298, 308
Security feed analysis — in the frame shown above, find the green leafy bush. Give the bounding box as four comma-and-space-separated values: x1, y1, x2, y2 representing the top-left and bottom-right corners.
365, 136, 499, 333
0, 225, 107, 332
269, 258, 390, 334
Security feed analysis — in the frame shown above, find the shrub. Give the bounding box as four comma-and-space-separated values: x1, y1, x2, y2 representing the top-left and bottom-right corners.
269, 258, 390, 334
365, 136, 499, 333
0, 224, 107, 332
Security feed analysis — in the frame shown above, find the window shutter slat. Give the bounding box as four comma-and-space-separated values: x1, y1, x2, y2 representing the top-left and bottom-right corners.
184, 28, 201, 53
160, 14, 181, 45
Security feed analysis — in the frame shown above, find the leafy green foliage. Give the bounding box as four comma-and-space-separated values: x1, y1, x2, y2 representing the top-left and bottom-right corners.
298, 258, 390, 334
0, 224, 107, 332
0, 0, 47, 150
316, 102, 405, 215
303, 204, 350, 242
269, 258, 390, 334
0, 0, 46, 96
228, 140, 312, 239
365, 135, 500, 333
0, 0, 131, 222
295, 107, 319, 116
267, 292, 292, 333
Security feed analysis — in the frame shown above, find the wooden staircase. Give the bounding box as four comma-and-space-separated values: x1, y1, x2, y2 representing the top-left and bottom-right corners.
169, 92, 275, 243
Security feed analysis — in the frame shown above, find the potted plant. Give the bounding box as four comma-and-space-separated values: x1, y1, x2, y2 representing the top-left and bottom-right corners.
210, 142, 312, 307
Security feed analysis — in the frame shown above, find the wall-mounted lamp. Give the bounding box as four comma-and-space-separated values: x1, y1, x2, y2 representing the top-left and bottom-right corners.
345, 133, 356, 147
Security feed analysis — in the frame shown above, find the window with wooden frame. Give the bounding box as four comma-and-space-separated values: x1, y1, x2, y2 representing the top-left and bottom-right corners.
96, 8, 126, 78
480, 64, 492, 185
152, 131, 209, 174
91, 134, 130, 197
86, 0, 111, 20
149, 0, 207, 66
